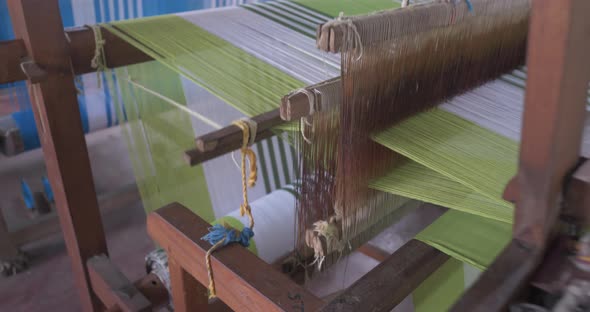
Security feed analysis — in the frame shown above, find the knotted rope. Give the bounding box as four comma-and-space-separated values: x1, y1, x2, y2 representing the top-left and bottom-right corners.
201, 118, 258, 298
88, 24, 107, 88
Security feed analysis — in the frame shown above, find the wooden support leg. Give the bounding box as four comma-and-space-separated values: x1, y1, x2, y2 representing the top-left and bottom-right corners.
0, 210, 27, 276
513, 0, 590, 249
169, 258, 208, 312
0, 210, 19, 260
8, 0, 108, 310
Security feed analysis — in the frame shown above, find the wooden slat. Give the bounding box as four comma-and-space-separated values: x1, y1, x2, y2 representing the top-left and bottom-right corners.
184, 109, 283, 166
8, 0, 109, 310
87, 255, 152, 312
168, 258, 208, 312
147, 202, 324, 312
0, 26, 151, 84
322, 240, 448, 312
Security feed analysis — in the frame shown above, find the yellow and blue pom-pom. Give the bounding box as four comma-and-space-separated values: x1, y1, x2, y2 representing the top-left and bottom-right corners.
202, 224, 254, 247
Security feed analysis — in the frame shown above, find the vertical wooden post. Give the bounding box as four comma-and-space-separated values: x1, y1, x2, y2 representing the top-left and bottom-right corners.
8, 0, 108, 310
168, 258, 209, 311
514, 0, 590, 248
0, 211, 19, 260
453, 0, 590, 310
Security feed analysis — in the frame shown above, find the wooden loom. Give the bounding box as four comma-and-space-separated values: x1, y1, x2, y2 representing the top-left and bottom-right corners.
1, 0, 590, 311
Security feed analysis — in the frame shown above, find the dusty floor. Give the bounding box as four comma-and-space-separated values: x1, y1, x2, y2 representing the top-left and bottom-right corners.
0, 126, 443, 311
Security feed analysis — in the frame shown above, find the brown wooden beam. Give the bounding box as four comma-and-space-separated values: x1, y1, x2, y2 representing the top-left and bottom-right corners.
67, 26, 151, 76
168, 258, 208, 311
147, 202, 324, 312
453, 1, 590, 310
564, 160, 590, 225
0, 39, 27, 84
8, 0, 109, 310
184, 109, 283, 166
0, 26, 151, 84
87, 255, 152, 312
322, 240, 448, 312
513, 0, 590, 247
0, 211, 20, 261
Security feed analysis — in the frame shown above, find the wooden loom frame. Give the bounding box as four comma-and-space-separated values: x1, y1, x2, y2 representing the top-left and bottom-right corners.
1, 0, 589, 311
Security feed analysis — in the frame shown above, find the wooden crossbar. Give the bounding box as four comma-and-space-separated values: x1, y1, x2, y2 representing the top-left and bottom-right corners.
147, 202, 325, 312
322, 240, 448, 312
0, 26, 150, 85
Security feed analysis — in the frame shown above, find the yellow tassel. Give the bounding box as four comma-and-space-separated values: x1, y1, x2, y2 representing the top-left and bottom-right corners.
204, 119, 258, 299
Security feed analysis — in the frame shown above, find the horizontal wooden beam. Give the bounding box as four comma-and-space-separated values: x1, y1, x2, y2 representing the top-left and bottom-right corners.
322, 240, 448, 312
147, 202, 324, 312
184, 109, 283, 166
356, 243, 391, 262
0, 26, 151, 84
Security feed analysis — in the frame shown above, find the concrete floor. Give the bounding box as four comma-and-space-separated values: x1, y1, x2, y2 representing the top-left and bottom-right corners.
0, 126, 444, 311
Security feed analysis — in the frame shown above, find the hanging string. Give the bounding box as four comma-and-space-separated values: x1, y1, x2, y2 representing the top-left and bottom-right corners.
126, 78, 223, 129
289, 88, 316, 144
201, 118, 258, 298
233, 119, 258, 192
88, 24, 107, 88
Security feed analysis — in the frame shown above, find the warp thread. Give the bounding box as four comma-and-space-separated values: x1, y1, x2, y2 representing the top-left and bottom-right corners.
88, 24, 107, 88
201, 118, 258, 298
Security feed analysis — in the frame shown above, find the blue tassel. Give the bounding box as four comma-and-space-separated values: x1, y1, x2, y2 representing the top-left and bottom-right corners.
42, 176, 54, 203
465, 0, 474, 12
20, 179, 34, 210
202, 224, 254, 248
